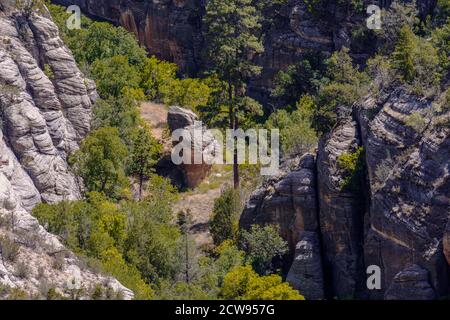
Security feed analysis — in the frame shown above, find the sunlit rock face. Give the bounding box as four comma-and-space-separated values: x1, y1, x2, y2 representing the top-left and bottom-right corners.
0, 4, 132, 299
241, 85, 450, 300
50, 0, 438, 104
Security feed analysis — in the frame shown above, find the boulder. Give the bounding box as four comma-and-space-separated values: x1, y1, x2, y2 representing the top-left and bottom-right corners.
167, 106, 198, 132
167, 106, 218, 188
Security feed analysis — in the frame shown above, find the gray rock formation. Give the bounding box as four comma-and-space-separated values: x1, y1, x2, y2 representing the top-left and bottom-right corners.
0, 3, 132, 299
167, 106, 198, 132
286, 231, 324, 300
359, 86, 450, 299
240, 153, 319, 253
166, 106, 219, 188
317, 119, 366, 299
384, 265, 436, 300
241, 85, 450, 300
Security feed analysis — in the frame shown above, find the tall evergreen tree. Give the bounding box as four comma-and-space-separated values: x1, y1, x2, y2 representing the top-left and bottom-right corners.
128, 125, 162, 200
204, 0, 264, 188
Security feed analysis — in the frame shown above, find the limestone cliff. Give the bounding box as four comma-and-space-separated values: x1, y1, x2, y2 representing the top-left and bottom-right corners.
0, 2, 132, 299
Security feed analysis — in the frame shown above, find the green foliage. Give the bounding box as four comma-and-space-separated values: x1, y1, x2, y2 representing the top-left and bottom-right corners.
32, 177, 180, 300
161, 78, 212, 110
43, 64, 54, 79
72, 22, 146, 66
405, 112, 428, 132
240, 225, 288, 275
314, 48, 369, 134
271, 52, 326, 107
128, 125, 162, 199
91, 55, 141, 98
92, 88, 144, 145
392, 25, 441, 94
0, 236, 19, 262
377, 0, 419, 53
140, 56, 178, 101
204, 0, 263, 86
337, 146, 365, 191
266, 95, 318, 155
220, 265, 304, 300
432, 18, 450, 72
122, 199, 182, 282
435, 0, 450, 26
210, 187, 242, 245
69, 127, 129, 199
204, 0, 265, 188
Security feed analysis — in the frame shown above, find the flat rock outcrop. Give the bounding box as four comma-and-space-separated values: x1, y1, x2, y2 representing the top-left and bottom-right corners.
0, 3, 132, 299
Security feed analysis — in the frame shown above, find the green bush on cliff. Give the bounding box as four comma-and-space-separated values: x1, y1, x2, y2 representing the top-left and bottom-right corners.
337, 146, 365, 191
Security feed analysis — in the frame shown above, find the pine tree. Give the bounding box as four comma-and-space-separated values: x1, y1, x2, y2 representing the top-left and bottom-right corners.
204, 0, 264, 188
128, 125, 162, 200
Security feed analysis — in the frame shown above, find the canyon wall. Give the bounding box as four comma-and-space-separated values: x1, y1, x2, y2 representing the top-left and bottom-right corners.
50, 0, 437, 104
0, 2, 132, 298
241, 84, 450, 300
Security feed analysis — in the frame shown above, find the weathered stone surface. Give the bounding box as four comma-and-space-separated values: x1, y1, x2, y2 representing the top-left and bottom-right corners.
358, 86, 450, 299
444, 220, 450, 266
166, 106, 218, 188
240, 153, 318, 253
0, 5, 132, 299
167, 106, 198, 132
286, 231, 324, 300
317, 119, 366, 299
384, 265, 436, 300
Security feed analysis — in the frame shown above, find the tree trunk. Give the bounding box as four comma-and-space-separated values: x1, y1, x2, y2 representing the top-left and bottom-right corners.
185, 231, 190, 283
228, 81, 239, 189
233, 116, 239, 189
138, 173, 143, 201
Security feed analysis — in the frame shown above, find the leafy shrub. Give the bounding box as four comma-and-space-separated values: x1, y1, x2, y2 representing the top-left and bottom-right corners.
69, 127, 129, 199
0, 236, 19, 262
337, 146, 365, 191
220, 265, 304, 300
266, 95, 318, 155
432, 18, 450, 72
314, 48, 369, 133
210, 187, 242, 246
91, 55, 141, 98
377, 0, 419, 53
240, 225, 288, 275
405, 112, 428, 132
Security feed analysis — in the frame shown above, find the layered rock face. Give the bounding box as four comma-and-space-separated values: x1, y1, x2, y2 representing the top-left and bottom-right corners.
0, 3, 131, 299
241, 86, 450, 300
52, 0, 204, 73
50, 0, 437, 102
